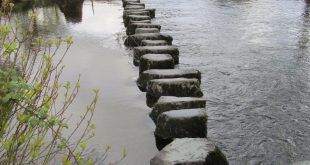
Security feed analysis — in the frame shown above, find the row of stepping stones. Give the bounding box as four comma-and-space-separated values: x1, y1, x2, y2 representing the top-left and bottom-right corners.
122, 0, 229, 164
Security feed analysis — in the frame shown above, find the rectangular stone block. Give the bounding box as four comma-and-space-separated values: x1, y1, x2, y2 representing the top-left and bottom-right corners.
123, 10, 150, 20
150, 96, 206, 123
125, 33, 173, 47
124, 15, 151, 27
139, 54, 174, 74
124, 5, 145, 10
150, 138, 229, 165
124, 2, 145, 8
135, 28, 160, 34
122, 0, 140, 7
124, 9, 155, 19
141, 40, 170, 46
126, 23, 160, 35
146, 78, 203, 107
137, 69, 201, 91
133, 46, 178, 66
155, 108, 207, 139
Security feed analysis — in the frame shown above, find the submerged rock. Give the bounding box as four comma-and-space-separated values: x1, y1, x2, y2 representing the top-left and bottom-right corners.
139, 54, 174, 73
126, 23, 160, 35
133, 46, 178, 66
150, 138, 229, 165
155, 108, 207, 139
124, 15, 151, 27
125, 33, 173, 47
146, 78, 203, 107
137, 69, 201, 91
141, 40, 170, 46
135, 28, 160, 34
150, 96, 206, 123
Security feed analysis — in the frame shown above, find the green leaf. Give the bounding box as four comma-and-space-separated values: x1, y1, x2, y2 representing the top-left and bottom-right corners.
38, 108, 48, 119
2, 93, 12, 103
29, 117, 39, 128
79, 140, 87, 150
3, 141, 11, 150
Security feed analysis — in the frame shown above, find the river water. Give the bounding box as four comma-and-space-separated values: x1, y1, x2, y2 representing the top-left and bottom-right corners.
144, 0, 310, 164
13, 0, 310, 164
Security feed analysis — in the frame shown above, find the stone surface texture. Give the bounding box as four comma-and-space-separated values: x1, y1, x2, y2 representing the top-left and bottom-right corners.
137, 69, 201, 91
150, 96, 206, 123
146, 78, 203, 107
133, 46, 179, 66
150, 138, 229, 165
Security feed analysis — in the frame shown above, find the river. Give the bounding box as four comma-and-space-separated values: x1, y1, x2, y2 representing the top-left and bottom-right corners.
13, 0, 310, 164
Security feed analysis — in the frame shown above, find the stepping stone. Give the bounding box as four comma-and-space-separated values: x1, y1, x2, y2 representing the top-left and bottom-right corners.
137, 69, 201, 91
139, 54, 174, 74
146, 78, 203, 107
124, 8, 155, 19
125, 33, 173, 47
141, 40, 169, 46
124, 15, 151, 27
155, 108, 207, 139
123, 10, 150, 20
122, 0, 140, 7
126, 23, 160, 35
130, 20, 151, 24
124, 5, 145, 10
124, 2, 145, 8
150, 138, 229, 165
150, 96, 206, 123
126, 20, 151, 27
133, 46, 178, 66
135, 28, 160, 34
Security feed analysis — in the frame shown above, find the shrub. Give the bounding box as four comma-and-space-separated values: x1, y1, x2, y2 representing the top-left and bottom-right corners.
0, 0, 126, 164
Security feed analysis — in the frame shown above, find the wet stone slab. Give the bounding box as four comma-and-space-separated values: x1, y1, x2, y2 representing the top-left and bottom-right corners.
125, 34, 173, 47
137, 69, 201, 91
124, 8, 156, 19
123, 10, 150, 20
139, 54, 174, 73
135, 28, 160, 34
150, 138, 229, 165
146, 78, 203, 107
122, 0, 140, 7
133, 46, 178, 66
130, 20, 151, 24
124, 2, 145, 8
126, 22, 160, 35
141, 40, 170, 46
124, 5, 145, 10
155, 108, 207, 139
150, 96, 206, 123
124, 15, 151, 27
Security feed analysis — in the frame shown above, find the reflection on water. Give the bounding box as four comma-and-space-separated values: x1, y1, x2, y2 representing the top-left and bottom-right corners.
144, 0, 310, 164
13, 1, 157, 165
13, 0, 84, 23
13, 0, 310, 164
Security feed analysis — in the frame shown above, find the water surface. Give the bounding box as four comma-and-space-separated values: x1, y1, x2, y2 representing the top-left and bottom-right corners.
14, 1, 157, 164
144, 0, 310, 164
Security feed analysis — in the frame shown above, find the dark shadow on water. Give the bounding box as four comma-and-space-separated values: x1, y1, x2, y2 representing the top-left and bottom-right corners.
13, 0, 84, 23
55, 0, 84, 23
